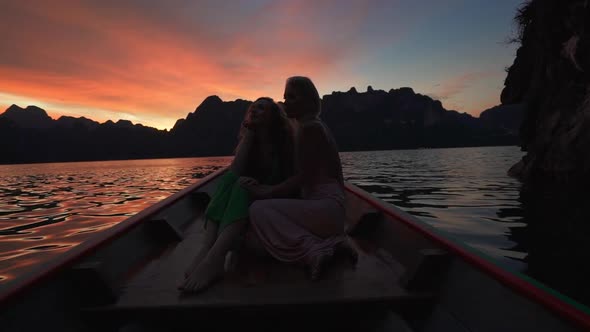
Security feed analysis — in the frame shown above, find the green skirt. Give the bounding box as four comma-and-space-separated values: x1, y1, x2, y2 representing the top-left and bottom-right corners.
204, 170, 250, 231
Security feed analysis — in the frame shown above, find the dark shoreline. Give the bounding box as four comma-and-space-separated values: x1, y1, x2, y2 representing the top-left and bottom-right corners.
0, 144, 520, 167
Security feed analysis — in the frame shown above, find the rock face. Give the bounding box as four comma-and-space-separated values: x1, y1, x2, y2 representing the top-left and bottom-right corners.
503, 0, 590, 185
501, 0, 590, 308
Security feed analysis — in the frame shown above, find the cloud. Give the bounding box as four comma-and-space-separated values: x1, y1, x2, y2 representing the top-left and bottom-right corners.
432, 71, 496, 101
0, 0, 516, 125
0, 0, 377, 129
423, 70, 503, 115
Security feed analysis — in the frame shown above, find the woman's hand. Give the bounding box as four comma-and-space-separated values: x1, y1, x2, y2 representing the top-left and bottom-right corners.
248, 184, 273, 199
238, 176, 259, 188
242, 120, 255, 131
239, 177, 272, 199
242, 113, 260, 132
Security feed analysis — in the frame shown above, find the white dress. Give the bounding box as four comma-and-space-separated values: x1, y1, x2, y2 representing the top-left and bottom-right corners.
248, 180, 346, 265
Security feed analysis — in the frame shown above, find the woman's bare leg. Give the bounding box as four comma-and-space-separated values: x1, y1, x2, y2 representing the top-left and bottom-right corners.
183, 221, 218, 278
181, 219, 248, 292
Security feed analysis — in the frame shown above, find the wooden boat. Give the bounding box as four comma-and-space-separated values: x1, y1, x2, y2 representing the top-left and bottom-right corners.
1, 168, 589, 331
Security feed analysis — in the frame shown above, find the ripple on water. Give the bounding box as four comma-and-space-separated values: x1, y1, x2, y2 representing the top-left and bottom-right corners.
22, 236, 45, 241
0, 207, 27, 216
24, 244, 72, 252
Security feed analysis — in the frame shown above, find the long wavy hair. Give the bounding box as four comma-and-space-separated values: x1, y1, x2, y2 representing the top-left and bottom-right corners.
286, 76, 322, 118
236, 97, 295, 181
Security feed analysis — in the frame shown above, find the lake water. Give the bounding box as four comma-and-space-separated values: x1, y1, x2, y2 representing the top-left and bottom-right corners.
0, 146, 525, 286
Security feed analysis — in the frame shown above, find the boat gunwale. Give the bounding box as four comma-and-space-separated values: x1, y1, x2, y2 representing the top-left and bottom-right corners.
0, 168, 225, 307
344, 182, 590, 331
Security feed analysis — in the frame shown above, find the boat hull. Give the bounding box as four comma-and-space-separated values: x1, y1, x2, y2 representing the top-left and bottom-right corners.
0, 168, 587, 331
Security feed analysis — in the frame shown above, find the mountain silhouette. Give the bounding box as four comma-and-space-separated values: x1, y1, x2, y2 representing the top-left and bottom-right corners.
170, 95, 251, 157
0, 87, 522, 164
1, 105, 54, 129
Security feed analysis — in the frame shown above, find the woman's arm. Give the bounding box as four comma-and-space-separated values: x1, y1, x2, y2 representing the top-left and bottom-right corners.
265, 123, 324, 196
240, 174, 301, 199
269, 173, 302, 198
230, 129, 255, 176
253, 123, 324, 198
240, 122, 327, 199
297, 122, 326, 183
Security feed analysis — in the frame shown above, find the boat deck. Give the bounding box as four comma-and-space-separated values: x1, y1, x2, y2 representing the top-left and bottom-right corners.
108, 216, 421, 312
83, 192, 428, 330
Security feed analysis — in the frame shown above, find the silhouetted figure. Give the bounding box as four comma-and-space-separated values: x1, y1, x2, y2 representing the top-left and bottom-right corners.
241, 77, 357, 280
180, 97, 294, 292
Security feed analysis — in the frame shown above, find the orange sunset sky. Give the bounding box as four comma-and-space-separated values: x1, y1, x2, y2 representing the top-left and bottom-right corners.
0, 0, 524, 130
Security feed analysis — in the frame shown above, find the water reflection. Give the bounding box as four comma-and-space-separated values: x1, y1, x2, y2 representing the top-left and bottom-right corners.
0, 157, 229, 288
0, 148, 527, 292
340, 146, 526, 270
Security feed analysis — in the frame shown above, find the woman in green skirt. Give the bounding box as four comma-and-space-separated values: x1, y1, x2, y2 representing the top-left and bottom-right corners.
180, 97, 295, 292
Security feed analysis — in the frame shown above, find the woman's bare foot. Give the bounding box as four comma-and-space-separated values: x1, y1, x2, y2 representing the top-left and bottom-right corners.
179, 252, 225, 293
335, 239, 358, 266
180, 220, 247, 292
184, 221, 218, 278
184, 247, 209, 278
309, 252, 332, 281
225, 250, 239, 273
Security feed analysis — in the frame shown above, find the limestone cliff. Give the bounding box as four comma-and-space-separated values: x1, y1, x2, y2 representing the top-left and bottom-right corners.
504, 0, 590, 186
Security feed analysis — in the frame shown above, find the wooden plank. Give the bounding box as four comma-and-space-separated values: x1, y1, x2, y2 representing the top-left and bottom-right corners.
420, 306, 471, 332
68, 262, 117, 306
373, 310, 415, 332
400, 248, 451, 292
114, 308, 415, 332
344, 190, 382, 236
